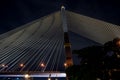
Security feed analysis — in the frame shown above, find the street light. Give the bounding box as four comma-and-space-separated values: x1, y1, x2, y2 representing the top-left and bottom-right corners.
96, 78, 101, 80
19, 63, 24, 67
24, 74, 30, 79
48, 77, 51, 80
40, 63, 45, 67
2, 64, 5, 67
1, 64, 6, 67
64, 63, 67, 67
55, 78, 58, 80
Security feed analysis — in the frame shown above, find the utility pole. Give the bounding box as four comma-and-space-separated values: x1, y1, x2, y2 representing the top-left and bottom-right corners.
61, 6, 73, 68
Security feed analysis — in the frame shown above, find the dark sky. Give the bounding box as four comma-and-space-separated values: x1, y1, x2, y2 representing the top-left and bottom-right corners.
0, 0, 120, 34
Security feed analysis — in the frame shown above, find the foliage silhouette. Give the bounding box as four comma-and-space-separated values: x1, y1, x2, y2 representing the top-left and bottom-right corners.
66, 38, 120, 80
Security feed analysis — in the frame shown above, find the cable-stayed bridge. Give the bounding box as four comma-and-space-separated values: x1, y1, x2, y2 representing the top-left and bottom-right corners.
0, 6, 74, 80
0, 6, 120, 80
0, 7, 68, 80
0, 11, 65, 72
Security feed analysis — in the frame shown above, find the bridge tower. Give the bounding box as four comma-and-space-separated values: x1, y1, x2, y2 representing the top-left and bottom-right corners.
61, 6, 73, 68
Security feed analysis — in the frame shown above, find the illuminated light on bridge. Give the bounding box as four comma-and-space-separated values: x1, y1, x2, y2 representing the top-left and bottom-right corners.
48, 77, 51, 80
2, 64, 5, 67
19, 63, 24, 67
0, 64, 8, 68
40, 63, 45, 67
24, 74, 30, 79
64, 63, 67, 67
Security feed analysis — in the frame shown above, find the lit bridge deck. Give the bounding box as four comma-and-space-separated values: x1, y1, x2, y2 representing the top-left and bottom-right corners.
0, 71, 66, 77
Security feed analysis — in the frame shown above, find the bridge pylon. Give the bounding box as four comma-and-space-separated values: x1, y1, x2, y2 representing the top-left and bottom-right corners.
61, 6, 73, 68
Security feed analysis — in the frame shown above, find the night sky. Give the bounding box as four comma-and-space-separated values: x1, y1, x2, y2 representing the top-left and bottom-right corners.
0, 0, 120, 34
0, 1, 120, 79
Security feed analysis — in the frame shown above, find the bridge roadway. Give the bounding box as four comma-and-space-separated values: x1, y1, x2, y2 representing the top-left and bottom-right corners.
0, 71, 66, 78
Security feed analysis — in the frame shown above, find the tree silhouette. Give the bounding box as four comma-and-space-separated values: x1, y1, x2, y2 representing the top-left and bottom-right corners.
66, 38, 120, 80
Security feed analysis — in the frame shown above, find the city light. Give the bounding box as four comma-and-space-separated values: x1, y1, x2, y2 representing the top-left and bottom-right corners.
113, 69, 117, 71
55, 78, 58, 80
48, 77, 51, 80
96, 78, 101, 80
117, 55, 120, 58
7, 78, 11, 80
114, 37, 120, 47
24, 74, 30, 79
116, 40, 120, 47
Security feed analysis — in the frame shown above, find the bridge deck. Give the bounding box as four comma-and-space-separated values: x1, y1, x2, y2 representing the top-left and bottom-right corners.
0, 71, 66, 77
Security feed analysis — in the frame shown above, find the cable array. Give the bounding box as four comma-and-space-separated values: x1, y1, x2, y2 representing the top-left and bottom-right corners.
0, 12, 66, 72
